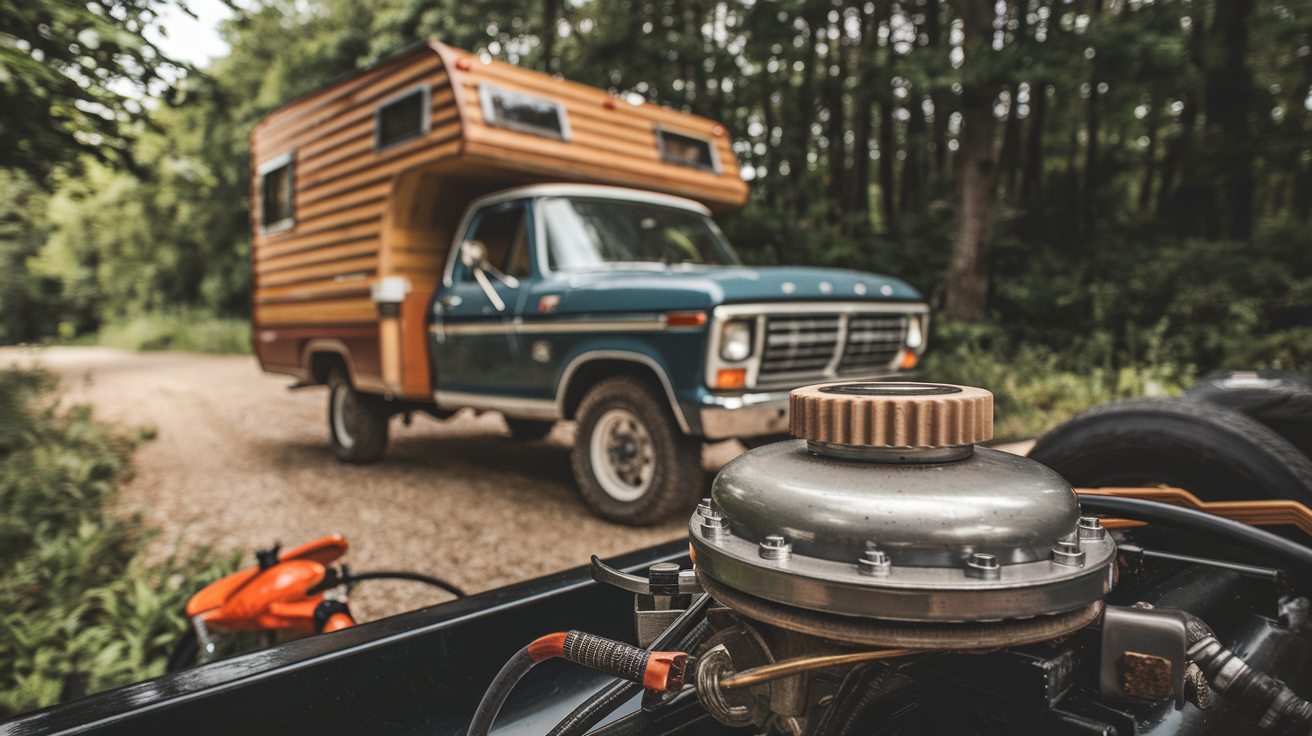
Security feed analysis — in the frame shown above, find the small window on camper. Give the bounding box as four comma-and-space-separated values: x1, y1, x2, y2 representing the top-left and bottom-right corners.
656, 128, 719, 173
259, 154, 295, 232
375, 86, 430, 150
479, 84, 572, 141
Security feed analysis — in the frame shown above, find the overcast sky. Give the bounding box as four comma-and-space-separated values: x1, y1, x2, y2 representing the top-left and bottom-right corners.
147, 0, 234, 68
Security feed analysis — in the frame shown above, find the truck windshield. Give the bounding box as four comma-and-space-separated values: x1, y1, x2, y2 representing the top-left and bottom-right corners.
540, 197, 740, 271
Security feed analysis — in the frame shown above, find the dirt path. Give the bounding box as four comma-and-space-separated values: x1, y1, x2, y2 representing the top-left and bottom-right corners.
1, 347, 746, 622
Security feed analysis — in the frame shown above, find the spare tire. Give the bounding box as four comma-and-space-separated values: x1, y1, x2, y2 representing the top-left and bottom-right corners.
1185, 370, 1312, 458
1029, 397, 1312, 504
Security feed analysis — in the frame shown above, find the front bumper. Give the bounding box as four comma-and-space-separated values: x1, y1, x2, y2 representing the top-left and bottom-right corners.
694, 371, 923, 440
698, 391, 792, 440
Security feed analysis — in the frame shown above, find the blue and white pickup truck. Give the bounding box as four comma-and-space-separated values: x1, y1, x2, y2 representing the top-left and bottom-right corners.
395, 183, 928, 524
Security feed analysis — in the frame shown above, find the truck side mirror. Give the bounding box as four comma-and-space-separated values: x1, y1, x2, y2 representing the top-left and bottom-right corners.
461, 240, 489, 268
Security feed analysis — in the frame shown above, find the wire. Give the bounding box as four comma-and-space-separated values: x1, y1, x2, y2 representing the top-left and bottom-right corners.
717, 649, 926, 691
546, 595, 713, 736
339, 571, 466, 598
1075, 493, 1312, 571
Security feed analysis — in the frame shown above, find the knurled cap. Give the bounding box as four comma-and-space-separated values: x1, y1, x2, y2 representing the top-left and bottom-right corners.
790, 382, 993, 448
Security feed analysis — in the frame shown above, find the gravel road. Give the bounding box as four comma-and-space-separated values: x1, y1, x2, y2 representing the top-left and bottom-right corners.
1, 347, 747, 622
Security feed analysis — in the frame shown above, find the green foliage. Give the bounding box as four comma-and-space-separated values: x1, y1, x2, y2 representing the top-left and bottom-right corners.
0, 0, 182, 182
0, 170, 63, 344
924, 320, 1194, 441
0, 366, 240, 717
96, 312, 252, 354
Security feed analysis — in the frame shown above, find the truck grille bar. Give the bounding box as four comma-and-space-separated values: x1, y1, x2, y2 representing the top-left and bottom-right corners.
757, 313, 909, 386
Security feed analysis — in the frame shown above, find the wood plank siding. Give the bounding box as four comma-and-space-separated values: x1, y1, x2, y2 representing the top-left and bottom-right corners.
250, 40, 749, 398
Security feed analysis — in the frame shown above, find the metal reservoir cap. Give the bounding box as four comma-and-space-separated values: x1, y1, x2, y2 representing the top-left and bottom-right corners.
691, 382, 1116, 647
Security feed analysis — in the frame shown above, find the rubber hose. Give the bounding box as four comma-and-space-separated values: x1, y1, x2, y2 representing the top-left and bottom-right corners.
465, 648, 536, 736
341, 571, 466, 598
545, 596, 713, 736
1179, 612, 1312, 735
1075, 493, 1312, 571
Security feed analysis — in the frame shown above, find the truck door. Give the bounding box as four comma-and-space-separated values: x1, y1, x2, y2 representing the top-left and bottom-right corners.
430, 199, 531, 396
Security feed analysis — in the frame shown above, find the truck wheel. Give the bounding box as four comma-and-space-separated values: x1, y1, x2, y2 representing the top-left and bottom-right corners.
1029, 397, 1312, 504
505, 417, 555, 442
1185, 371, 1312, 459
327, 369, 389, 463
571, 376, 702, 525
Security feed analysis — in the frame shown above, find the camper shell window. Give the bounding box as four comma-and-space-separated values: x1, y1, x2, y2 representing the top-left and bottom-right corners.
479, 84, 572, 142
258, 152, 295, 233
656, 126, 720, 173
375, 85, 431, 150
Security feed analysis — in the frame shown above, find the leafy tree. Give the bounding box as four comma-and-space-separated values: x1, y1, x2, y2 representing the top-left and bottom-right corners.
0, 0, 183, 182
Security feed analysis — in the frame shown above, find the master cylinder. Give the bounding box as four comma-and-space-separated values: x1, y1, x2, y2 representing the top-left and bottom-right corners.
690, 382, 1116, 728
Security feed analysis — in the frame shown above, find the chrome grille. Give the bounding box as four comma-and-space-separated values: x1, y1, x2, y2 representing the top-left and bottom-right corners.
839, 315, 908, 373
756, 312, 910, 385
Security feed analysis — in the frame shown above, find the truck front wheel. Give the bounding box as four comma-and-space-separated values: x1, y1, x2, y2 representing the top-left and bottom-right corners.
327, 368, 389, 463
571, 376, 702, 525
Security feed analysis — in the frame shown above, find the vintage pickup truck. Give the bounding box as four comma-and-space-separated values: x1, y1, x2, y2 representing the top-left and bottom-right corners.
249, 41, 928, 524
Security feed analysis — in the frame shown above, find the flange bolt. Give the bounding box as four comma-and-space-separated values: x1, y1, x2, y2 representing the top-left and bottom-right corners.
965, 552, 1001, 580
1052, 540, 1086, 567
1078, 517, 1106, 541
697, 499, 715, 517
701, 511, 730, 541
759, 535, 792, 561
858, 547, 892, 577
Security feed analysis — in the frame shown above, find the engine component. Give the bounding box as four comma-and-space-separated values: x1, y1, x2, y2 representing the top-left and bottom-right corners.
690, 382, 1115, 649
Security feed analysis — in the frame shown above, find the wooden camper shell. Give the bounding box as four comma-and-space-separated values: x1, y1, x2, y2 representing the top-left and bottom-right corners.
249, 40, 749, 400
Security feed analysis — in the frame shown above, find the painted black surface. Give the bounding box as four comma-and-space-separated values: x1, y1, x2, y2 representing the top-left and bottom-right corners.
1, 541, 691, 736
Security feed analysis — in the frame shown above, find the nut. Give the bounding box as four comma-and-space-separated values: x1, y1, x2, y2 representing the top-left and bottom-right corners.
1052, 541, 1086, 567
1078, 517, 1107, 540
759, 535, 792, 561
858, 548, 892, 577
965, 552, 1001, 580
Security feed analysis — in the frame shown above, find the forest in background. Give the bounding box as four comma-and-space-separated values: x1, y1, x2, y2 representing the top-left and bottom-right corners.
3, 0, 1311, 392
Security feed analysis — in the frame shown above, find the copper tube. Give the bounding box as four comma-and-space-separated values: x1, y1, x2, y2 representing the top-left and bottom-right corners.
1078, 487, 1312, 538
717, 649, 927, 690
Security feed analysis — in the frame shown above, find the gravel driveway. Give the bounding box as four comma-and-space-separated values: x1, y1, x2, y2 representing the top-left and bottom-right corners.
1, 347, 747, 622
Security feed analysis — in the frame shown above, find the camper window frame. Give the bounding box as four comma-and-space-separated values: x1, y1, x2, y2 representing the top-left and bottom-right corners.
257, 151, 296, 234
478, 83, 573, 142
374, 83, 432, 152
654, 124, 722, 174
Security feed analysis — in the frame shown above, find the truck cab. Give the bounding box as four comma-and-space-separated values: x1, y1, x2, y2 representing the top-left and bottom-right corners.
380, 183, 924, 524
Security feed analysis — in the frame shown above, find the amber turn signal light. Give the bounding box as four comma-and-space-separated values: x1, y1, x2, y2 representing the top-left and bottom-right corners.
666, 311, 708, 328
716, 369, 747, 389
900, 351, 919, 369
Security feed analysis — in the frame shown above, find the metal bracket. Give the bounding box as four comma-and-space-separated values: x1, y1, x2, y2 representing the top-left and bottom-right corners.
1100, 605, 1189, 710
590, 556, 704, 596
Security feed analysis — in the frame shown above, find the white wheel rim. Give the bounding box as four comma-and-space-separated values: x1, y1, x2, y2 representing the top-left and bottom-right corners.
590, 408, 656, 502
332, 384, 355, 450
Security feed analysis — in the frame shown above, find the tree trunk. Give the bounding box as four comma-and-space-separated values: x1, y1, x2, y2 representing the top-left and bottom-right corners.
541, 0, 560, 71
900, 97, 925, 214
1138, 98, 1159, 211
1020, 84, 1046, 209
944, 0, 999, 322
879, 98, 899, 233
1204, 0, 1255, 239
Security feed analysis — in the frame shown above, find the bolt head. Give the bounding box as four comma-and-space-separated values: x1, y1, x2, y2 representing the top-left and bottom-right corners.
1078, 516, 1107, 540
1052, 540, 1086, 567
858, 549, 892, 577
965, 552, 1001, 580
759, 535, 792, 560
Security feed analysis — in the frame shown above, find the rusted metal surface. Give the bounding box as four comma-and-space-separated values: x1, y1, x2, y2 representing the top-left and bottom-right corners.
1121, 651, 1174, 701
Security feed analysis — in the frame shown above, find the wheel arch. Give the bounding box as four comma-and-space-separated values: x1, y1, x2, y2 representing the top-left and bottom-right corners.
557, 351, 692, 434
303, 339, 356, 386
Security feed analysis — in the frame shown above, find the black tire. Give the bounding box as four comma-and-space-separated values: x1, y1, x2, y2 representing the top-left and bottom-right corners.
504, 417, 555, 442
327, 368, 389, 463
1029, 397, 1312, 504
1185, 370, 1312, 458
571, 376, 703, 526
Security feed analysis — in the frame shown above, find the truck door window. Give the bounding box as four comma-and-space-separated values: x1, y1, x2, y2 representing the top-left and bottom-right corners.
459, 201, 528, 282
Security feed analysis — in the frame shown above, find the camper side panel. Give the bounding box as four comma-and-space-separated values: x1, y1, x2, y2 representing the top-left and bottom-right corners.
249, 50, 460, 394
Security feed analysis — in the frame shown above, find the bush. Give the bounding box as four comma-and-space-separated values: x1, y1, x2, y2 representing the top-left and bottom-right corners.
96, 312, 252, 355
923, 320, 1195, 441
0, 366, 239, 717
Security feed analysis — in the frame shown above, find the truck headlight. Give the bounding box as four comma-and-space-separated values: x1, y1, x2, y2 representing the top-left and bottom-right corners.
719, 320, 754, 362
905, 316, 923, 350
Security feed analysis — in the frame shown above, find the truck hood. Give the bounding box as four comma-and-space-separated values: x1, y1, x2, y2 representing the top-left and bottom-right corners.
533, 266, 922, 314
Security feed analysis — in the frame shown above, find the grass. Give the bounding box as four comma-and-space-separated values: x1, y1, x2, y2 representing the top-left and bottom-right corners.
0, 366, 239, 717
923, 321, 1195, 441
95, 313, 251, 355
